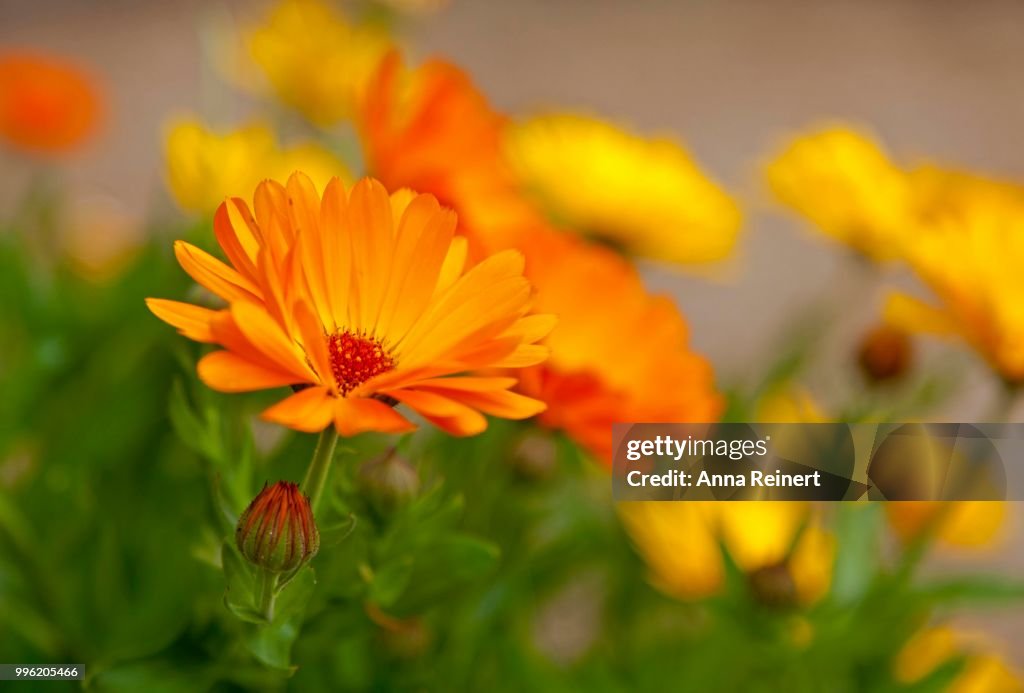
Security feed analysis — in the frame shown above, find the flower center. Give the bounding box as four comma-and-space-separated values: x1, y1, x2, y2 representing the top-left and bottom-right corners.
327, 330, 396, 396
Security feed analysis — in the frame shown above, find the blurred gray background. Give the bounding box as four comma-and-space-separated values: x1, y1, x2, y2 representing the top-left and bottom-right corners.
3, 0, 1023, 660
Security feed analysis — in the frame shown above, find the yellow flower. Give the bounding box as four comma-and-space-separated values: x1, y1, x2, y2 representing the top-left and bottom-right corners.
883, 200, 1024, 384
896, 626, 1022, 692
765, 125, 911, 261
756, 387, 828, 423
164, 119, 348, 214
505, 114, 741, 265
247, 0, 391, 126
619, 501, 833, 604
908, 164, 1024, 223
885, 501, 1006, 549
60, 192, 142, 282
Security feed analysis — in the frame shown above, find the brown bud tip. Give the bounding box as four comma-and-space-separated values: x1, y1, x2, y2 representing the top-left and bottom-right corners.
236, 481, 319, 573
748, 562, 798, 608
858, 324, 912, 383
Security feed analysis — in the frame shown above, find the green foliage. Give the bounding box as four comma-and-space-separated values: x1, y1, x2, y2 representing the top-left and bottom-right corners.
0, 212, 1020, 692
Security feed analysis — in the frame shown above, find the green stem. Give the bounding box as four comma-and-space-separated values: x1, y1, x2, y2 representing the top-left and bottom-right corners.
302, 427, 340, 512
259, 570, 278, 623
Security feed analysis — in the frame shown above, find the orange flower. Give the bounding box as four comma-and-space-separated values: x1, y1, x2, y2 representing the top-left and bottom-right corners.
0, 52, 102, 154
361, 52, 538, 246
147, 174, 552, 437
359, 55, 721, 462
516, 228, 722, 461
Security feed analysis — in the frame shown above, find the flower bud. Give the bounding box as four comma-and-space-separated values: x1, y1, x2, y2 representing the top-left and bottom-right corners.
358, 449, 420, 512
236, 481, 319, 573
857, 324, 912, 383
748, 562, 798, 608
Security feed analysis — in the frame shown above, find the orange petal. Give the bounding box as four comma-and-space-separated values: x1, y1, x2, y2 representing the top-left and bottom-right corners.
146, 298, 220, 342
376, 193, 455, 341
412, 376, 518, 392
387, 389, 488, 436
213, 201, 259, 282
491, 343, 551, 368
398, 250, 531, 366
348, 178, 395, 331
293, 301, 334, 391
174, 240, 260, 303
418, 386, 546, 420
333, 397, 416, 437
197, 351, 298, 392
261, 386, 334, 432
319, 177, 352, 329
433, 235, 467, 298
230, 301, 317, 383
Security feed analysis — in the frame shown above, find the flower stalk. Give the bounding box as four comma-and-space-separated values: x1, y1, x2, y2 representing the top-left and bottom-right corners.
302, 427, 340, 512
258, 570, 278, 623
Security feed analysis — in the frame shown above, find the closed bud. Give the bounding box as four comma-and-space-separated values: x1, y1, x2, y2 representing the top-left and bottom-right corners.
358, 449, 420, 512
857, 324, 912, 383
236, 481, 319, 573
748, 562, 798, 609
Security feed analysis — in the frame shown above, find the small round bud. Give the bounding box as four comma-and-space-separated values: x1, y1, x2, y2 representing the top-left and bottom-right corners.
748, 562, 798, 608
358, 449, 420, 512
858, 325, 912, 383
236, 481, 319, 573
508, 431, 557, 481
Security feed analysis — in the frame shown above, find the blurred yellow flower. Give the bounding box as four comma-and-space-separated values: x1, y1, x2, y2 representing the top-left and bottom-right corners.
885, 501, 1006, 549
248, 0, 391, 126
60, 192, 142, 282
767, 123, 1024, 269
896, 626, 1022, 692
505, 114, 741, 265
164, 119, 348, 214
908, 164, 1024, 224
765, 125, 911, 261
756, 387, 828, 423
619, 501, 833, 604
883, 200, 1024, 385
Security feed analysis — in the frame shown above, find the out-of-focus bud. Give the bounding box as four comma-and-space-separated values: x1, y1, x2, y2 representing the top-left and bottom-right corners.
358, 449, 419, 512
748, 562, 798, 608
858, 324, 912, 383
507, 430, 558, 481
236, 481, 319, 573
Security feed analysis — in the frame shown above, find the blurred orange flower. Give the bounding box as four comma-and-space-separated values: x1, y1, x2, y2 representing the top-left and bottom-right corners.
148, 174, 551, 437
361, 52, 539, 245
0, 52, 102, 155
514, 227, 721, 461
359, 54, 722, 462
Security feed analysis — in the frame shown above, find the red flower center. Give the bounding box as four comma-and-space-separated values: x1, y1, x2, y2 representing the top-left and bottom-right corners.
327, 330, 396, 396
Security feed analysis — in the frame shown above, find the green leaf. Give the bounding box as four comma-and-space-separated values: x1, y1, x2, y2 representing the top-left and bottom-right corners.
320, 514, 358, 548
830, 504, 882, 604
393, 535, 500, 612
222, 541, 256, 617
241, 567, 315, 669
370, 555, 415, 607
917, 577, 1024, 606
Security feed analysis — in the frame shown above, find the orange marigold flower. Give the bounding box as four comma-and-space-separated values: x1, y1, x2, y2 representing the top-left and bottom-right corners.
0, 52, 102, 154
515, 228, 722, 462
359, 55, 722, 462
361, 52, 539, 244
147, 174, 552, 437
